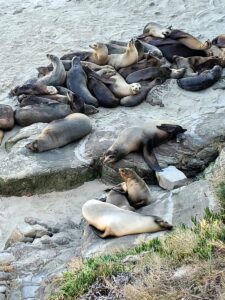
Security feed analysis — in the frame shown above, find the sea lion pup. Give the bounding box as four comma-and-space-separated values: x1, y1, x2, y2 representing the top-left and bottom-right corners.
212, 34, 225, 48
37, 60, 72, 77
167, 29, 211, 50
88, 42, 109, 65
11, 84, 57, 97
119, 56, 164, 78
187, 56, 225, 73
107, 72, 141, 98
82, 199, 173, 238
120, 79, 162, 107
126, 66, 185, 83
138, 40, 163, 58
107, 40, 144, 61
67, 56, 99, 107
138, 22, 171, 39
19, 95, 59, 107
0, 104, 15, 130
36, 54, 66, 86
172, 56, 196, 77
177, 65, 222, 91
15, 103, 73, 126
106, 189, 135, 211
107, 39, 138, 70
118, 168, 152, 208
26, 113, 92, 152
103, 122, 187, 171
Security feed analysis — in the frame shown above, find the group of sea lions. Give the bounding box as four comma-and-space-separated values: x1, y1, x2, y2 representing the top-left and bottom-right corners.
1, 22, 225, 237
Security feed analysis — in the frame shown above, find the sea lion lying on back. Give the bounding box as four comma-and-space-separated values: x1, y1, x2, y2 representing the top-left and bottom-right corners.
138, 22, 171, 39
26, 113, 92, 152
103, 122, 187, 171
107, 39, 138, 70
82, 199, 173, 238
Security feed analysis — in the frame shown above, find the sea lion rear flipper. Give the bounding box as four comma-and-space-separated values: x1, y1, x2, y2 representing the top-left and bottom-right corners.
154, 216, 173, 230
89, 225, 108, 239
143, 145, 162, 172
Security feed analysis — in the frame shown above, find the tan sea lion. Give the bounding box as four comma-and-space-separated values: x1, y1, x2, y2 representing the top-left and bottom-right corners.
107, 72, 141, 98
82, 199, 173, 238
26, 113, 92, 152
118, 168, 152, 208
36, 54, 66, 86
138, 22, 171, 39
106, 189, 135, 211
88, 42, 109, 65
103, 122, 187, 171
107, 39, 138, 70
0, 130, 4, 145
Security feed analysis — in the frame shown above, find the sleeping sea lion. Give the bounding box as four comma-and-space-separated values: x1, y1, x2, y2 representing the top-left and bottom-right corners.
26, 113, 92, 152
88, 42, 109, 65
82, 199, 173, 238
138, 22, 171, 39
11, 84, 57, 97
103, 122, 187, 171
212, 34, 225, 48
36, 54, 66, 86
118, 168, 153, 208
19, 95, 59, 107
106, 189, 135, 211
177, 65, 222, 91
67, 57, 99, 107
0, 104, 15, 130
120, 79, 162, 107
126, 66, 185, 83
15, 103, 72, 126
107, 39, 138, 70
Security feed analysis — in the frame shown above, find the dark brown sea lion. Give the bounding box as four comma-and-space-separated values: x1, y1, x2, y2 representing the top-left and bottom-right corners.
120, 79, 162, 107
172, 55, 196, 77
11, 84, 57, 97
119, 57, 163, 78
66, 57, 99, 107
126, 67, 185, 83
15, 103, 72, 126
82, 199, 173, 238
19, 95, 59, 107
177, 65, 222, 91
103, 122, 187, 171
36, 54, 66, 86
212, 34, 225, 48
26, 113, 92, 152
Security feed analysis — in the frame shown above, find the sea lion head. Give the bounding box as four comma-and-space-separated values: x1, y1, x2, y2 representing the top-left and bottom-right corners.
170, 68, 186, 79
46, 86, 58, 95
119, 168, 136, 181
127, 38, 135, 48
103, 149, 121, 164
130, 83, 141, 94
71, 56, 81, 67
89, 42, 108, 53
156, 124, 187, 142
46, 54, 58, 62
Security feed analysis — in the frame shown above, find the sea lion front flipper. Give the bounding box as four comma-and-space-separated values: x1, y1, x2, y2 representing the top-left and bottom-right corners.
104, 183, 127, 195
143, 145, 162, 172
89, 225, 105, 238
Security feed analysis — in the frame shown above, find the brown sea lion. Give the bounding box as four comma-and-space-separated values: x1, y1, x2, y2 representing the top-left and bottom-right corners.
0, 104, 14, 130
212, 34, 225, 48
11, 84, 57, 97
19, 95, 59, 107
107, 39, 138, 70
172, 56, 196, 77
26, 113, 92, 152
106, 189, 135, 211
82, 199, 173, 238
138, 22, 171, 39
103, 122, 187, 171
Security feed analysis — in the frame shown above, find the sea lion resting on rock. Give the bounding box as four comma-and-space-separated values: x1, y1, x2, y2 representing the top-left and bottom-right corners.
212, 34, 225, 48
103, 122, 187, 171
26, 113, 92, 152
11, 84, 58, 97
177, 65, 222, 91
107, 39, 138, 70
0, 104, 15, 144
36, 54, 66, 86
106, 189, 135, 211
138, 22, 171, 39
82, 199, 173, 238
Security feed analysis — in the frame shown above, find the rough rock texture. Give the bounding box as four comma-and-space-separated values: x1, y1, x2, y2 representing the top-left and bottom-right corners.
156, 166, 187, 190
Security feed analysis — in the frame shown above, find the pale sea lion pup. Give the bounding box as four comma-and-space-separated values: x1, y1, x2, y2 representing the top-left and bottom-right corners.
107, 72, 141, 98
88, 42, 109, 65
138, 22, 171, 39
107, 39, 138, 70
118, 168, 152, 208
82, 199, 173, 238
26, 113, 92, 152
36, 54, 66, 86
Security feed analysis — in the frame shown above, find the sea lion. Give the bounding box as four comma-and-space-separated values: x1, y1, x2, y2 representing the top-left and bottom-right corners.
177, 65, 222, 91
107, 72, 141, 98
37, 60, 72, 77
126, 67, 185, 83
36, 54, 66, 86
26, 113, 92, 152
88, 42, 109, 65
15, 103, 72, 126
103, 122, 187, 171
0, 104, 14, 130
0, 130, 4, 145
118, 168, 152, 208
172, 56, 196, 77
107, 40, 144, 61
18, 93, 70, 104
119, 57, 163, 78
120, 79, 162, 107
11, 84, 57, 97
19, 95, 59, 107
106, 189, 135, 211
138, 22, 171, 39
212, 34, 225, 48
82, 199, 173, 238
167, 29, 211, 50
67, 57, 99, 107
187, 56, 225, 73
107, 39, 138, 70
138, 40, 163, 58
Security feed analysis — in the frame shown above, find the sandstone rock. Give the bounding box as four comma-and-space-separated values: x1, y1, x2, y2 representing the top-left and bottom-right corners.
156, 166, 188, 190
